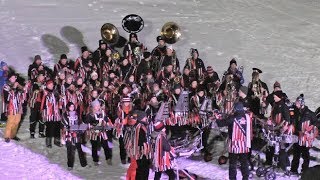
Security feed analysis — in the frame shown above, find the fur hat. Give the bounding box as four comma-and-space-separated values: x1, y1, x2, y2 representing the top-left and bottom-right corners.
273, 81, 281, 89
206, 66, 214, 74
239, 86, 248, 95
34, 55, 41, 61
81, 46, 89, 53
60, 54, 67, 60
296, 94, 305, 106
156, 36, 164, 42
229, 58, 237, 66
99, 39, 106, 46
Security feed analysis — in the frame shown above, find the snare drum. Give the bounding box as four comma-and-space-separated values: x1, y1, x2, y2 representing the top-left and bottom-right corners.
281, 134, 298, 143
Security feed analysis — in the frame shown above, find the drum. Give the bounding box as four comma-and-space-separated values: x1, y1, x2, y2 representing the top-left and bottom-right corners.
281, 134, 298, 143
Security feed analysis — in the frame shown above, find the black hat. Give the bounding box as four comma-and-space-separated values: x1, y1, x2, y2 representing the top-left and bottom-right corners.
129, 33, 138, 40
273, 81, 281, 89
143, 52, 151, 59
197, 84, 206, 92
66, 102, 75, 110
156, 36, 164, 42
99, 39, 106, 46
252, 68, 262, 73
229, 58, 237, 66
133, 110, 147, 122
274, 90, 285, 99
34, 55, 41, 61
7, 72, 17, 79
173, 83, 181, 90
296, 94, 305, 106
81, 46, 89, 53
60, 54, 67, 60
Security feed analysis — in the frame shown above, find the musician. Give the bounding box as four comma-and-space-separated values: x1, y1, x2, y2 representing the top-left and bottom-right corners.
238, 86, 249, 109
40, 79, 61, 148
247, 68, 269, 118
184, 48, 206, 81
53, 54, 74, 76
181, 65, 191, 89
145, 94, 161, 123
266, 81, 288, 107
3, 72, 25, 143
203, 66, 220, 97
119, 58, 134, 82
92, 39, 107, 66
136, 52, 152, 80
28, 55, 53, 82
62, 102, 88, 169
88, 71, 100, 91
222, 58, 244, 90
161, 45, 180, 73
151, 36, 167, 59
123, 33, 142, 60
157, 63, 175, 91
264, 91, 291, 171
85, 99, 113, 166
216, 102, 252, 180
29, 73, 46, 138
291, 94, 318, 174
74, 77, 87, 121
153, 121, 176, 180
74, 46, 93, 75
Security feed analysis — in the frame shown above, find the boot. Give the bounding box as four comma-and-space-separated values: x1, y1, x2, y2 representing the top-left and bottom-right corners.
54, 138, 62, 147
46, 137, 52, 148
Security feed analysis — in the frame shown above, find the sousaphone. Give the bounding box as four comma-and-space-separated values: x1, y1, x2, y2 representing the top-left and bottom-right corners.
122, 14, 144, 33
161, 22, 181, 44
100, 23, 119, 45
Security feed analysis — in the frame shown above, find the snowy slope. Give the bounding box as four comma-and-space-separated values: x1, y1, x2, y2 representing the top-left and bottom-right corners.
0, 0, 319, 109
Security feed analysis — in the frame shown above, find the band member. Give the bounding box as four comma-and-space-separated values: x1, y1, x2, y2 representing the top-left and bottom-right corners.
75, 77, 87, 121
265, 91, 292, 171
92, 39, 107, 66
74, 46, 93, 79
161, 45, 180, 74
54, 54, 74, 76
266, 81, 288, 107
28, 55, 53, 82
62, 102, 88, 169
184, 48, 206, 81
238, 86, 249, 109
41, 79, 61, 148
216, 102, 252, 180
222, 58, 244, 89
153, 121, 176, 180
291, 94, 318, 174
247, 68, 269, 118
136, 52, 152, 80
29, 73, 46, 138
85, 99, 113, 166
203, 66, 220, 98
151, 36, 167, 73
3, 72, 25, 142
123, 33, 143, 65
217, 73, 239, 115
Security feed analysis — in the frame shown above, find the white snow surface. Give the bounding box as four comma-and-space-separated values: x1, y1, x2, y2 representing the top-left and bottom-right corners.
0, 0, 320, 179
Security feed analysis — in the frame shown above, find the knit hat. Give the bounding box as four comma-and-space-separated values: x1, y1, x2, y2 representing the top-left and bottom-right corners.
239, 86, 248, 95
273, 90, 285, 99
229, 58, 237, 66
296, 94, 305, 106
122, 97, 131, 103
273, 81, 281, 89
0, 61, 8, 68
143, 51, 151, 59
234, 102, 244, 113
206, 66, 214, 74
34, 55, 41, 61
154, 121, 165, 131
60, 54, 67, 60
167, 45, 173, 51
81, 46, 89, 53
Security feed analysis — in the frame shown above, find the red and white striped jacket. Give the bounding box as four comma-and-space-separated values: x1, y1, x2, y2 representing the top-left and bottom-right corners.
41, 89, 60, 122
2, 83, 25, 115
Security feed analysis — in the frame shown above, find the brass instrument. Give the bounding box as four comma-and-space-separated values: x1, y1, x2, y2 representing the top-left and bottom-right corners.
100, 23, 119, 45
111, 52, 121, 60
173, 75, 181, 84
160, 22, 181, 44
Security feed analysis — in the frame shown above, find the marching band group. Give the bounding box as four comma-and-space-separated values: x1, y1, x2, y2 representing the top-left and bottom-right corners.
1, 31, 319, 180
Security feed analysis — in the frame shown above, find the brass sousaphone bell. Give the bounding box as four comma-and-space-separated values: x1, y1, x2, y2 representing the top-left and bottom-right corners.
100, 23, 119, 45
161, 22, 181, 44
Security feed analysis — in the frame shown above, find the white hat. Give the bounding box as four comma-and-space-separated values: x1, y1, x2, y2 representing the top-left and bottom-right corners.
166, 45, 173, 51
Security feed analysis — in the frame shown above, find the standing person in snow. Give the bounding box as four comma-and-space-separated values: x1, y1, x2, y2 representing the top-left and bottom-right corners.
84, 99, 113, 166
216, 102, 252, 180
221, 58, 244, 90
152, 121, 176, 180
151, 36, 167, 73
3, 72, 26, 142
62, 102, 88, 170
41, 79, 61, 148
290, 94, 318, 174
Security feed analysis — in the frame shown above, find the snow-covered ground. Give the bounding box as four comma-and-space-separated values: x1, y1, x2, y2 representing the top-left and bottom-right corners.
0, 0, 320, 179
